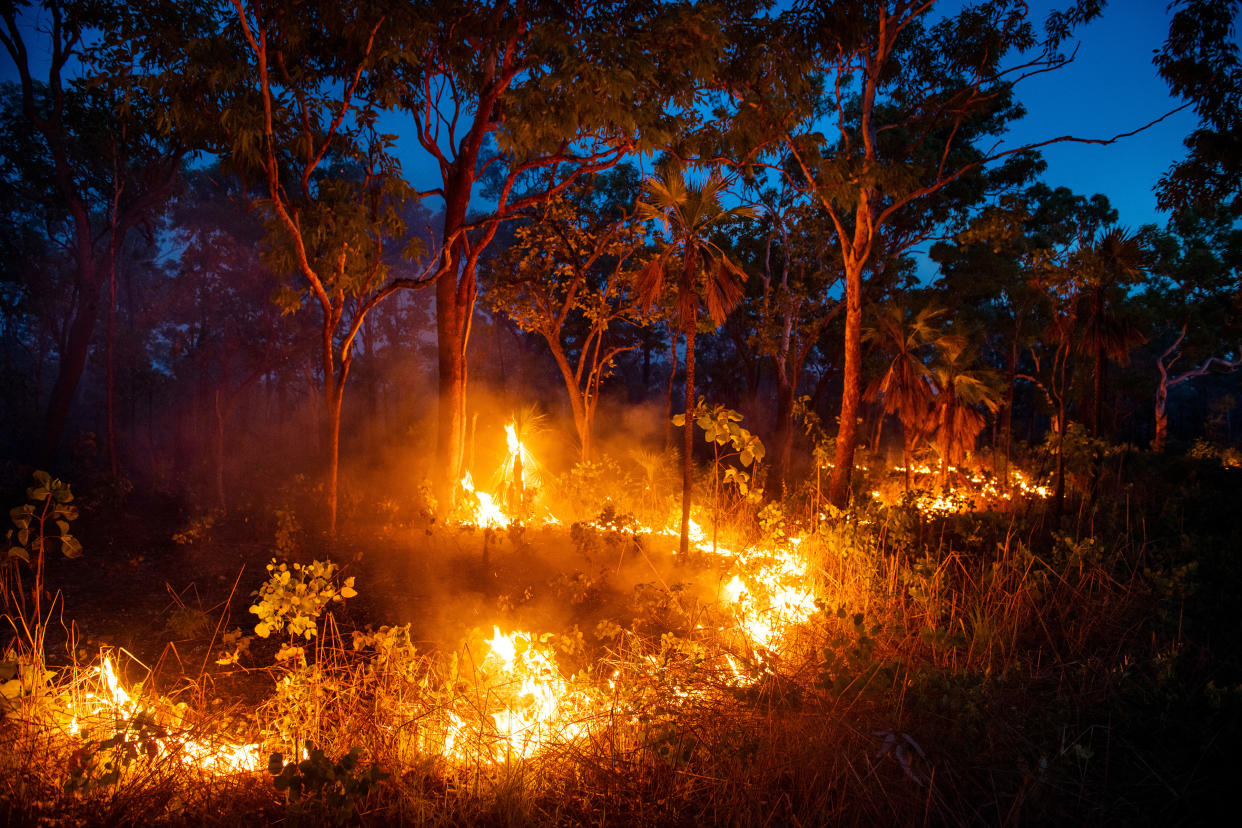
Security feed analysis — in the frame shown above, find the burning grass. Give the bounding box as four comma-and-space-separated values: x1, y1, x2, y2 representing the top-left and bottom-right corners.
2, 443, 1238, 825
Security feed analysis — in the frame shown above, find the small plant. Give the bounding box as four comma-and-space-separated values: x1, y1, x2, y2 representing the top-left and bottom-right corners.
249, 559, 357, 641
3, 471, 82, 652
673, 398, 765, 552
269, 742, 387, 826
171, 510, 221, 545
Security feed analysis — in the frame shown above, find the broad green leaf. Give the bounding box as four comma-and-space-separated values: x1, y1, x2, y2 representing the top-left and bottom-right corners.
7, 546, 29, 564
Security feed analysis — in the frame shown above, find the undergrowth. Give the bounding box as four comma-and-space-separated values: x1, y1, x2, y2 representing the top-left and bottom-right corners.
0, 453, 1237, 826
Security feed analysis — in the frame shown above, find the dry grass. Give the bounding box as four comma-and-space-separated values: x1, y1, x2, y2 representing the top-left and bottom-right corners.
2, 461, 1233, 826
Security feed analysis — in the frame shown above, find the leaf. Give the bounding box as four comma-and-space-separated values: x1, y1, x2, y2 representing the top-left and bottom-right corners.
59, 535, 82, 559
7, 546, 29, 564
671, 414, 686, 427
340, 585, 357, 599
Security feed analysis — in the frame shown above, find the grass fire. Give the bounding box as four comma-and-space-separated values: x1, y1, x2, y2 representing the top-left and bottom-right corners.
2, 1, 1241, 825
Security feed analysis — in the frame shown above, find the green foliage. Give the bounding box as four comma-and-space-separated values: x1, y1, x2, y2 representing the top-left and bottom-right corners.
0, 647, 54, 709
5, 470, 81, 566
249, 559, 357, 640
66, 710, 169, 794
269, 742, 386, 826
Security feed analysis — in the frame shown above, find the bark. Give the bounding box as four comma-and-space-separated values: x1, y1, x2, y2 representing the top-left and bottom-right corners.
827, 259, 863, 508
664, 328, 679, 452
680, 323, 695, 558
772, 375, 796, 497
42, 272, 102, 462
435, 256, 471, 496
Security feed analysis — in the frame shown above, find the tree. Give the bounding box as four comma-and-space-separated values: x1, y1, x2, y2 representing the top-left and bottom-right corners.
1155, 0, 1242, 220
635, 163, 755, 557
222, 0, 429, 534
375, 0, 733, 498
737, 188, 843, 495
864, 303, 941, 490
1142, 211, 1242, 451
160, 167, 306, 510
0, 0, 188, 463
482, 167, 649, 463
926, 333, 1001, 484
736, 0, 1164, 507
1077, 226, 1146, 438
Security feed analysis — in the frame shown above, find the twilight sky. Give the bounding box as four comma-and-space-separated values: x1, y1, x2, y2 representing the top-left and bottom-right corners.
1003, 0, 1199, 230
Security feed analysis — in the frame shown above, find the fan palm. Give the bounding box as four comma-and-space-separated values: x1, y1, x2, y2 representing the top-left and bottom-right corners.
1078, 226, 1146, 437
864, 303, 943, 491
928, 335, 1001, 485
635, 163, 756, 556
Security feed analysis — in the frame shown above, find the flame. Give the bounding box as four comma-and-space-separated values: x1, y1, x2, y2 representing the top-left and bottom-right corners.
436, 626, 597, 764
63, 653, 262, 775
877, 465, 1051, 516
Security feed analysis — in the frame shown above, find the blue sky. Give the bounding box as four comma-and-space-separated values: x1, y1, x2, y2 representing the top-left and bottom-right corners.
1002, 0, 1199, 229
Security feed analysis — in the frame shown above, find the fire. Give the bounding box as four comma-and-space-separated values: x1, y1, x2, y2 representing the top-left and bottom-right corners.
64, 653, 262, 775
876, 465, 1051, 516
437, 626, 597, 764
460, 472, 508, 528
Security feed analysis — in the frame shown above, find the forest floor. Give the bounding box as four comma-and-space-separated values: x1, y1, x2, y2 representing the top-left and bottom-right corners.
6, 457, 1241, 827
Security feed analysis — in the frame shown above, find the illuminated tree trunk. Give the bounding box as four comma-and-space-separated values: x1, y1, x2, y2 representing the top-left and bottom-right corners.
827, 257, 864, 509
772, 375, 796, 497
681, 321, 696, 558
435, 260, 471, 496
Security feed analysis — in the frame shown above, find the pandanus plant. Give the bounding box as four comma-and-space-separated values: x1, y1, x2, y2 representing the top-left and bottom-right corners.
635, 163, 756, 556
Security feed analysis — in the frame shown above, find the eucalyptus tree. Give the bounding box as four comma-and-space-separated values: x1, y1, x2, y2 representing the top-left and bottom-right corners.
372, 0, 743, 497
1142, 211, 1242, 451
0, 0, 191, 464
211, 0, 430, 534
481, 166, 650, 464
735, 186, 843, 495
731, 0, 1170, 507
1155, 0, 1242, 221
635, 163, 755, 558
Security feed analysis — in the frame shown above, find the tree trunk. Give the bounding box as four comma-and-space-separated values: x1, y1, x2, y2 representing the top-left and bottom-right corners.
681, 323, 695, 558
827, 261, 863, 508
42, 274, 103, 463
547, 340, 591, 463
772, 374, 796, 497
1153, 372, 1169, 452
664, 328, 678, 452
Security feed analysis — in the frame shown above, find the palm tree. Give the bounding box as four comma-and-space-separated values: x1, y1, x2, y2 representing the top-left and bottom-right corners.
864, 303, 942, 491
635, 163, 756, 557
927, 335, 1001, 486
1078, 227, 1146, 438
